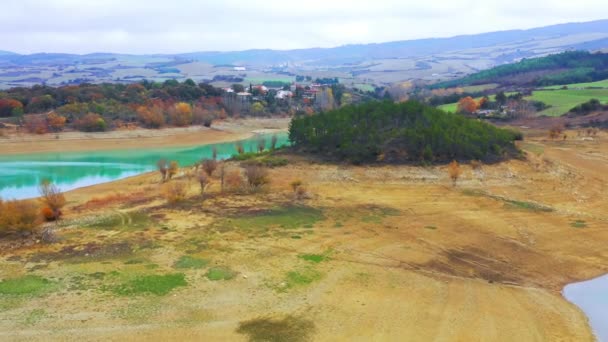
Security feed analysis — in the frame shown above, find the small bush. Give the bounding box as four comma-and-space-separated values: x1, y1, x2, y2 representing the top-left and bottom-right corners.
235, 142, 245, 155
206, 266, 236, 281
257, 138, 266, 153
157, 159, 168, 182
168, 161, 179, 180
173, 256, 209, 269
0, 199, 40, 235
113, 273, 187, 296
290, 180, 303, 192
38, 180, 65, 220
271, 134, 278, 150
448, 160, 461, 187
162, 181, 188, 204
244, 164, 270, 191
470, 160, 483, 170
225, 169, 244, 192
198, 172, 210, 197
201, 159, 218, 177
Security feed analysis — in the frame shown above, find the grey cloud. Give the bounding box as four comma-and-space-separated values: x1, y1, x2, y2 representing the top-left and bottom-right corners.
1, 0, 606, 54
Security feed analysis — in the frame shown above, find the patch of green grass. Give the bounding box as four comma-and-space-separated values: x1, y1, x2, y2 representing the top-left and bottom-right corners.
543, 79, 608, 89
173, 256, 209, 270
298, 250, 332, 263
206, 266, 237, 281
21, 309, 48, 326
236, 315, 316, 342
112, 273, 187, 296
570, 220, 588, 228
299, 254, 326, 263
361, 205, 401, 224
223, 206, 324, 231
0, 275, 56, 296
284, 268, 322, 289
504, 199, 553, 212
525, 89, 608, 117
462, 189, 553, 212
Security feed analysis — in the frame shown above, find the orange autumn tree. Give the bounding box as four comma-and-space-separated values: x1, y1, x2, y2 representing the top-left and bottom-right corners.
47, 112, 66, 132
457, 96, 479, 114
169, 102, 193, 127
136, 105, 165, 128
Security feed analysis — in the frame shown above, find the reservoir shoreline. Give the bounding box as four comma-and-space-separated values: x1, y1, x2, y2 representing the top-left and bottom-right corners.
563, 273, 608, 342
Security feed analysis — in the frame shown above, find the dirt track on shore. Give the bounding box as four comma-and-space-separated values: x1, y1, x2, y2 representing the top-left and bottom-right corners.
0, 118, 290, 155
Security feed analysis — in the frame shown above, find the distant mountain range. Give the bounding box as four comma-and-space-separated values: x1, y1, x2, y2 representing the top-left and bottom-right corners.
1, 19, 607, 89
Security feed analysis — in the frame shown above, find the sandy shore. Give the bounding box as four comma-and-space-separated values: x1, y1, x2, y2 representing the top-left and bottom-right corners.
0, 117, 290, 155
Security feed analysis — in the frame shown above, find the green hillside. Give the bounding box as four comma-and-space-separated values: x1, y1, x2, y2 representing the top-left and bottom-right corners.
543, 79, 608, 89
432, 51, 608, 89
525, 89, 608, 116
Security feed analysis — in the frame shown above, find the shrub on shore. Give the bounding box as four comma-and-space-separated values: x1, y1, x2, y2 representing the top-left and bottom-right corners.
0, 199, 40, 235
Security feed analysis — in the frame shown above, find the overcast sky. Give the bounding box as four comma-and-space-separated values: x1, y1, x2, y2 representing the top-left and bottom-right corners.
1, 0, 607, 54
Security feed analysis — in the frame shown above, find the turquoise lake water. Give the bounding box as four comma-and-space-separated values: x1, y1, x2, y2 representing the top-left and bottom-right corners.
563, 274, 608, 342
0, 133, 289, 200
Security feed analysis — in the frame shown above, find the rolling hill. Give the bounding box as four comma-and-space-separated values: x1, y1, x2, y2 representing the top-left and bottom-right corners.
0, 19, 608, 89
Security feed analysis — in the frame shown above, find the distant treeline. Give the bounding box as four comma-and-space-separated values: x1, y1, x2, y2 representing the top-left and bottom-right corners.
289, 100, 522, 163
0, 79, 223, 117
432, 51, 608, 89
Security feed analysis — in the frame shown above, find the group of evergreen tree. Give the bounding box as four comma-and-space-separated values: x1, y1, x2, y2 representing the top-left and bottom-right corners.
432, 51, 608, 89
289, 100, 521, 163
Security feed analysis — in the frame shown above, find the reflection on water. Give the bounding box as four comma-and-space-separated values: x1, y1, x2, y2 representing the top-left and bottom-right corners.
563, 274, 608, 342
0, 133, 288, 200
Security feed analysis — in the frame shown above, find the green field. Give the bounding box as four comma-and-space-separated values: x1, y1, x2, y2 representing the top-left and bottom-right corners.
353, 83, 375, 92
438, 89, 608, 116
526, 89, 608, 116
543, 79, 608, 90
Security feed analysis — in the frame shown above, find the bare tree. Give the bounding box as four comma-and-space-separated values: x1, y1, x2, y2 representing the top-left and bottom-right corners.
448, 160, 462, 187
244, 164, 269, 191
198, 172, 211, 199
271, 134, 278, 150
201, 159, 218, 177
257, 138, 266, 153
39, 180, 66, 220
157, 159, 168, 182
168, 161, 179, 180
212, 146, 218, 160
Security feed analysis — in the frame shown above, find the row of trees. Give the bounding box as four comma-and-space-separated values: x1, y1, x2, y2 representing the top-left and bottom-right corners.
289, 100, 522, 163
432, 51, 608, 89
0, 79, 225, 117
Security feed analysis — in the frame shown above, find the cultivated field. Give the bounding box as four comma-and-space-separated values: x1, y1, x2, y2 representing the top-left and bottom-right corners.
438, 87, 608, 116
0, 129, 606, 341
527, 89, 608, 116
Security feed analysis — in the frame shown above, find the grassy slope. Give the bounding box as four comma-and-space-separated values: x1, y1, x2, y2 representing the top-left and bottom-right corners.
543, 78, 608, 89
527, 89, 608, 116
438, 88, 608, 116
